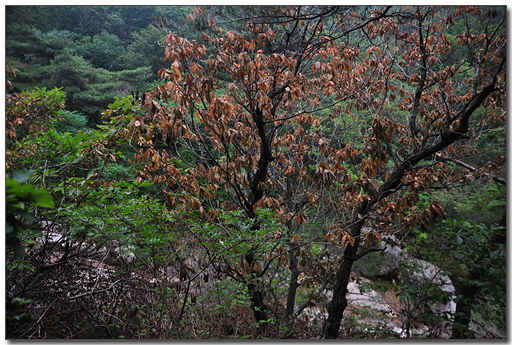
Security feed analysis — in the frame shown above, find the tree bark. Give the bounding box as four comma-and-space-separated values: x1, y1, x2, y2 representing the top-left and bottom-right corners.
324, 254, 355, 338
451, 280, 478, 339
285, 247, 300, 320
245, 253, 268, 325
324, 201, 366, 339
247, 279, 268, 324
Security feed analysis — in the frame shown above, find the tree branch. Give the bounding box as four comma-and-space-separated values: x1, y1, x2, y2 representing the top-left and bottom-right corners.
444, 157, 506, 186
354, 246, 385, 261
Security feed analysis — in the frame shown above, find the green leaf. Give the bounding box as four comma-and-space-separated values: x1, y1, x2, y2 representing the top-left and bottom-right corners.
17, 209, 35, 223
12, 169, 36, 183
6, 178, 19, 189
30, 189, 55, 208
6, 223, 14, 235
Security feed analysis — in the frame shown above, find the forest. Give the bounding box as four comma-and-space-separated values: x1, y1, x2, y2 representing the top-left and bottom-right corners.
5, 6, 506, 339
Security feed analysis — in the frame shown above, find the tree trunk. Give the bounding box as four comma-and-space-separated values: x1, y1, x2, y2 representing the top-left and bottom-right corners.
324, 254, 355, 338
324, 202, 366, 339
285, 247, 300, 320
451, 210, 505, 339
247, 279, 268, 323
245, 253, 268, 325
490, 211, 506, 245
451, 282, 478, 339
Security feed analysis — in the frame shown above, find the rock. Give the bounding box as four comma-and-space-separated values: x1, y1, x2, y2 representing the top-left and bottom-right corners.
346, 280, 391, 313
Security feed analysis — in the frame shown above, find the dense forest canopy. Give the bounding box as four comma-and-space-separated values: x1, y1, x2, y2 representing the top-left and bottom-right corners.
6, 6, 195, 122
5, 5, 506, 340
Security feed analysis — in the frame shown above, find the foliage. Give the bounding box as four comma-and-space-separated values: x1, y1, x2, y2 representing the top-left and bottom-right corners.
5, 6, 162, 120
119, 24, 169, 75
101, 163, 135, 181
6, 170, 55, 257
53, 179, 176, 260
6, 29, 78, 90
6, 6, 195, 41
126, 5, 505, 339
6, 86, 65, 149
431, 182, 505, 225
4, 5, 506, 340
408, 216, 506, 337
70, 30, 126, 71
53, 110, 88, 134
35, 51, 153, 119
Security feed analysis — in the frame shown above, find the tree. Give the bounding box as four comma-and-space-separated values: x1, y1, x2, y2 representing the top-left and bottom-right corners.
119, 24, 169, 75
5, 91, 179, 339
5, 6, 159, 122
126, 5, 395, 328
6, 28, 78, 91
71, 30, 126, 71
322, 6, 505, 338
36, 50, 153, 123
4, 5, 506, 339
125, 5, 504, 338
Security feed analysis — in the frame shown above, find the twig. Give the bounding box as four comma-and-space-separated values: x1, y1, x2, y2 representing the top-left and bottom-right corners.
68, 278, 132, 300
20, 296, 60, 338
176, 255, 217, 323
